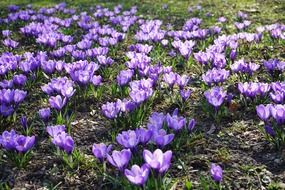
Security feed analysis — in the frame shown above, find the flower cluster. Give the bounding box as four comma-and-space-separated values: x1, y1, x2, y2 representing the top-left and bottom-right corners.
0, 130, 35, 153
47, 125, 74, 154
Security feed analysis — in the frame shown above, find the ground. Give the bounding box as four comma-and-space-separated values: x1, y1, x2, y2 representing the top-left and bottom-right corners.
0, 0, 285, 189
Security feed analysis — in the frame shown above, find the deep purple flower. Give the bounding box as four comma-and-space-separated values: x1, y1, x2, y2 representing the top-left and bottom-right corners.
180, 89, 191, 101
256, 104, 271, 121
101, 101, 120, 119
270, 104, 285, 124
0, 80, 13, 89
263, 59, 278, 72
238, 82, 260, 97
3, 39, 19, 48
230, 49, 237, 61
97, 55, 114, 66
0, 130, 17, 150
187, 119, 196, 132
212, 53, 226, 68
152, 129, 174, 148
210, 163, 223, 182
15, 135, 35, 153
270, 91, 285, 103
176, 74, 190, 88
0, 104, 14, 116
41, 60, 56, 74
258, 83, 271, 96
163, 72, 177, 88
204, 87, 227, 108
124, 164, 150, 186
129, 89, 152, 104
61, 85, 76, 98
194, 51, 210, 65
91, 75, 102, 86
14, 89, 27, 104
143, 149, 172, 174
49, 95, 67, 110
116, 130, 140, 149
117, 69, 134, 86
166, 110, 186, 131
13, 74, 27, 87
202, 68, 230, 85
38, 108, 51, 122
20, 116, 28, 130
107, 149, 132, 171
135, 128, 153, 145
92, 143, 112, 162
46, 125, 66, 138
2, 30, 11, 37
1, 89, 14, 104
264, 125, 275, 137
52, 131, 74, 154
147, 112, 165, 131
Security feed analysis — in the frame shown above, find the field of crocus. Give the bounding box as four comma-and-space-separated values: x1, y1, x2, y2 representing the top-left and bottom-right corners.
0, 0, 285, 189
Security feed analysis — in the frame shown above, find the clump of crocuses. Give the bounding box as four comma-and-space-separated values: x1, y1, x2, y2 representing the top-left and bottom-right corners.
256, 104, 285, 148
0, 129, 35, 168
46, 125, 81, 169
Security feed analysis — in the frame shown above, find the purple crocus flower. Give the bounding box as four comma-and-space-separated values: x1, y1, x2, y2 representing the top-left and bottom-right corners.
202, 68, 230, 85
0, 104, 14, 116
270, 104, 285, 124
20, 116, 28, 130
51, 131, 74, 154
0, 80, 13, 89
230, 49, 237, 61
91, 75, 102, 86
217, 17, 227, 23
238, 82, 260, 98
152, 129, 174, 148
176, 74, 190, 89
2, 30, 11, 37
180, 89, 191, 101
204, 87, 227, 108
101, 101, 120, 119
258, 83, 271, 96
38, 108, 51, 122
107, 149, 132, 171
187, 119, 196, 132
135, 128, 153, 145
166, 110, 186, 131
15, 135, 35, 153
0, 129, 17, 150
124, 164, 150, 186
2, 89, 15, 104
264, 125, 275, 137
13, 74, 27, 87
270, 91, 285, 103
117, 69, 134, 86
263, 59, 278, 72
256, 104, 271, 121
116, 130, 140, 149
92, 143, 112, 162
163, 72, 177, 88
13, 89, 27, 104
143, 149, 172, 174
46, 125, 66, 138
3, 38, 19, 48
210, 163, 223, 182
147, 112, 165, 131
61, 85, 76, 98
49, 95, 67, 110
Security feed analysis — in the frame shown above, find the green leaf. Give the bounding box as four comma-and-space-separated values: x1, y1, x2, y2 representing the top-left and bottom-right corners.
185, 180, 192, 190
